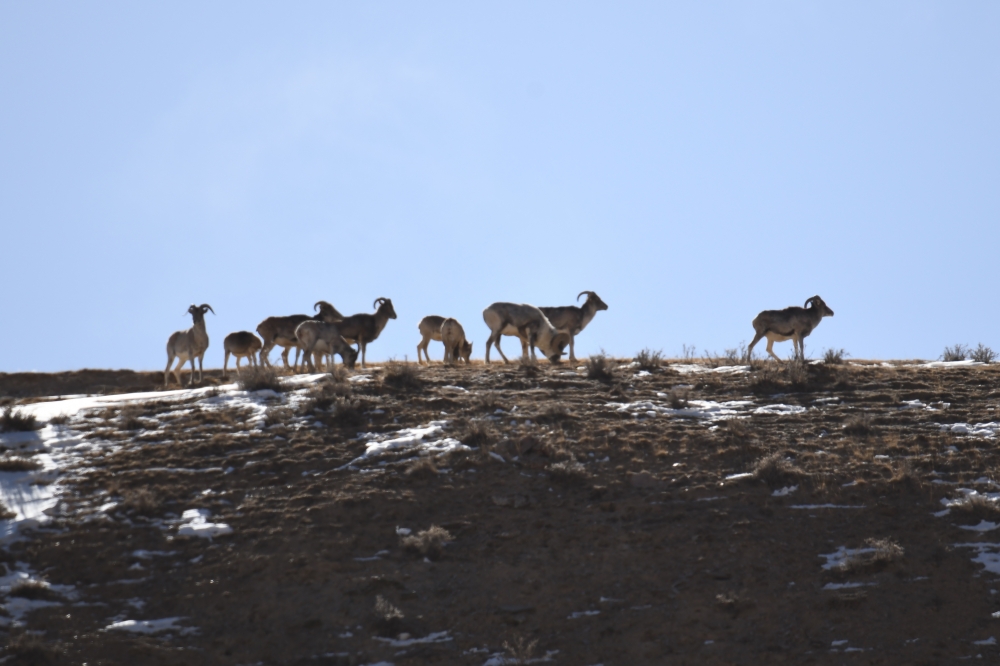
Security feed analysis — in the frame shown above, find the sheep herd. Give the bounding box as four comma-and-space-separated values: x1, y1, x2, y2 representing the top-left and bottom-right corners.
164, 292, 835, 389
163, 292, 610, 387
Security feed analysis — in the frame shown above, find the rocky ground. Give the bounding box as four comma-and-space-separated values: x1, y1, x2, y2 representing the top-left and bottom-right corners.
1, 357, 1000, 665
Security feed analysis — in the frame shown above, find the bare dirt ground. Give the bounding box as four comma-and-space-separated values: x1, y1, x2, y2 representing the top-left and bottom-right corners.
3, 358, 1000, 665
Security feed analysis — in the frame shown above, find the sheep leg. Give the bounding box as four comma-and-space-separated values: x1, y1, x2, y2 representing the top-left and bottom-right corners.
417, 336, 430, 364
493, 334, 510, 364
223, 352, 231, 379
747, 332, 764, 361
568, 334, 577, 363
164, 353, 175, 387
171, 357, 185, 387
235, 356, 243, 377
764, 339, 782, 363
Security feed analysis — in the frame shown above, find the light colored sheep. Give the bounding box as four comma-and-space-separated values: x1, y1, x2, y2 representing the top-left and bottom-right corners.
257, 301, 343, 370
441, 318, 473, 365
294, 320, 358, 372
164, 304, 214, 387
482, 302, 569, 364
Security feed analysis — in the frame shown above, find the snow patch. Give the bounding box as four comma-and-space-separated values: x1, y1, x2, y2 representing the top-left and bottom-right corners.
176, 509, 232, 538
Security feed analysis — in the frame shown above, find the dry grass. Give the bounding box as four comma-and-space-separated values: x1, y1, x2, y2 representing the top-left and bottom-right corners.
634, 348, 664, 371
502, 635, 540, 664
301, 379, 353, 413
236, 365, 284, 393
0, 405, 39, 433
941, 344, 968, 362
844, 414, 877, 441
584, 352, 618, 384
400, 525, 453, 559
752, 452, 799, 488
10, 580, 63, 601
119, 487, 160, 515
372, 595, 405, 636
547, 459, 590, 483
3, 631, 59, 664
667, 388, 689, 409
0, 499, 15, 520
475, 391, 505, 413
824, 348, 849, 365
834, 538, 904, 573
0, 456, 43, 472
971, 343, 997, 364
405, 456, 439, 479
456, 421, 497, 448
329, 398, 366, 427
382, 360, 423, 391
119, 404, 146, 431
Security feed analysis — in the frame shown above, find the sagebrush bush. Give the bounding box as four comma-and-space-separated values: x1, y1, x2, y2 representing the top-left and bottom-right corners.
941, 344, 969, 362
0, 457, 43, 472
382, 360, 423, 390
823, 348, 849, 365
400, 525, 453, 559
971, 343, 997, 364
584, 352, 618, 383
634, 348, 663, 371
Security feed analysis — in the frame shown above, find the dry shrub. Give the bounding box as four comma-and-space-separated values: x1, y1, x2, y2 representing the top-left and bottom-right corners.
10, 580, 63, 601
329, 398, 366, 427
867, 538, 904, 563
547, 459, 589, 483
237, 365, 284, 393
888, 459, 923, 491
752, 453, 799, 488
119, 404, 146, 431
0, 406, 39, 433
0, 499, 15, 520
263, 406, 293, 428
382, 360, 423, 391
405, 456, 439, 479
634, 348, 664, 371
372, 595, 404, 636
4, 631, 59, 664
400, 525, 453, 559
48, 413, 70, 426
120, 488, 159, 515
301, 379, 353, 413
824, 348, 849, 364
0, 456, 43, 472
326, 364, 351, 383
585, 352, 618, 384
535, 404, 574, 424
457, 421, 497, 448
667, 388, 689, 409
502, 635, 539, 665
519, 357, 540, 378
844, 414, 876, 441
951, 492, 1000, 517
721, 419, 751, 449
971, 343, 997, 364
941, 344, 968, 362
475, 391, 505, 412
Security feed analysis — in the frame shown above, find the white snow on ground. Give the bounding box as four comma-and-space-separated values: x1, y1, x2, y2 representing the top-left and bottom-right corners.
670, 364, 750, 375
822, 582, 876, 590
940, 489, 1000, 509
1, 376, 326, 544
482, 650, 558, 666
373, 631, 452, 647
568, 610, 600, 619
104, 617, 197, 635
0, 563, 78, 627
974, 637, 997, 646
820, 546, 875, 570
340, 421, 471, 470
791, 504, 865, 510
610, 398, 753, 421
921, 360, 985, 368
959, 521, 1000, 532
176, 509, 232, 538
955, 543, 1000, 576
772, 485, 798, 497
725, 472, 754, 481
939, 422, 1000, 438
753, 404, 806, 415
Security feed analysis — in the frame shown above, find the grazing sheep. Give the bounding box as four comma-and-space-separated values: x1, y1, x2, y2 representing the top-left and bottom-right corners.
294, 320, 358, 372
222, 331, 263, 379
483, 302, 570, 364
537, 291, 609, 363
336, 297, 397, 367
747, 295, 835, 362
416, 315, 446, 364
440, 318, 473, 365
256, 301, 343, 370
165, 304, 214, 387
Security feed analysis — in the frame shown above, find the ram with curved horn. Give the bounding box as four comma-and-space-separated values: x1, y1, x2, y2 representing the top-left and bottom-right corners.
165, 304, 214, 387
256, 300, 343, 371
497, 291, 608, 363
334, 297, 397, 367
747, 295, 834, 362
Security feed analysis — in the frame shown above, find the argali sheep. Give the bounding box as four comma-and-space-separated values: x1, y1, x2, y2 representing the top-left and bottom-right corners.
440, 318, 473, 365
222, 331, 263, 379
538, 291, 608, 363
482, 302, 570, 364
294, 320, 358, 372
416, 315, 472, 364
256, 301, 343, 370
747, 295, 835, 362
164, 304, 214, 388
335, 297, 397, 367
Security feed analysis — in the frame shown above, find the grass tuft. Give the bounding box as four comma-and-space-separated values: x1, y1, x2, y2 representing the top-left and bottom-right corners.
547, 459, 590, 483
382, 360, 423, 390
10, 580, 63, 601
823, 348, 849, 365
667, 388, 689, 409
0, 499, 15, 520
120, 488, 160, 515
584, 352, 618, 384
752, 452, 799, 488
634, 348, 664, 371
0, 456, 43, 472
1, 406, 39, 433
843, 414, 876, 441
236, 365, 284, 393
400, 525, 453, 559
971, 343, 997, 364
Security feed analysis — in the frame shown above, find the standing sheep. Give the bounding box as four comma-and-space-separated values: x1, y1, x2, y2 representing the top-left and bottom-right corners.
223, 331, 263, 379
440, 318, 473, 365
164, 304, 214, 388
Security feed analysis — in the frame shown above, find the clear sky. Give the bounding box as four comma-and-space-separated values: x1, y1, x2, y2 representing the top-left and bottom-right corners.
2, 2, 997, 372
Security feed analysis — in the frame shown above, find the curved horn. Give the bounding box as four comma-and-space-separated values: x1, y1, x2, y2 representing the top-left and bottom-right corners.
804, 296, 818, 308
314, 301, 324, 312
577, 291, 594, 302
200, 304, 215, 314
373, 297, 387, 309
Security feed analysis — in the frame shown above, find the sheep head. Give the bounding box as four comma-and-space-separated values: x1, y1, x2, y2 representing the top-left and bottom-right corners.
578, 291, 608, 311
374, 297, 397, 319
804, 296, 834, 317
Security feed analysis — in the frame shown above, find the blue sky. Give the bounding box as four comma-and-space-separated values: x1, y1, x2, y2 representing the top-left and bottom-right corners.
2, 2, 997, 371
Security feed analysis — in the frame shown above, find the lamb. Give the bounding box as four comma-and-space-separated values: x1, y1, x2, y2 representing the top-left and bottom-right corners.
294, 320, 358, 372
482, 302, 570, 364
335, 297, 397, 367
222, 331, 263, 379
440, 318, 473, 365
256, 301, 343, 370
747, 295, 835, 362
164, 304, 214, 387
417, 315, 472, 364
